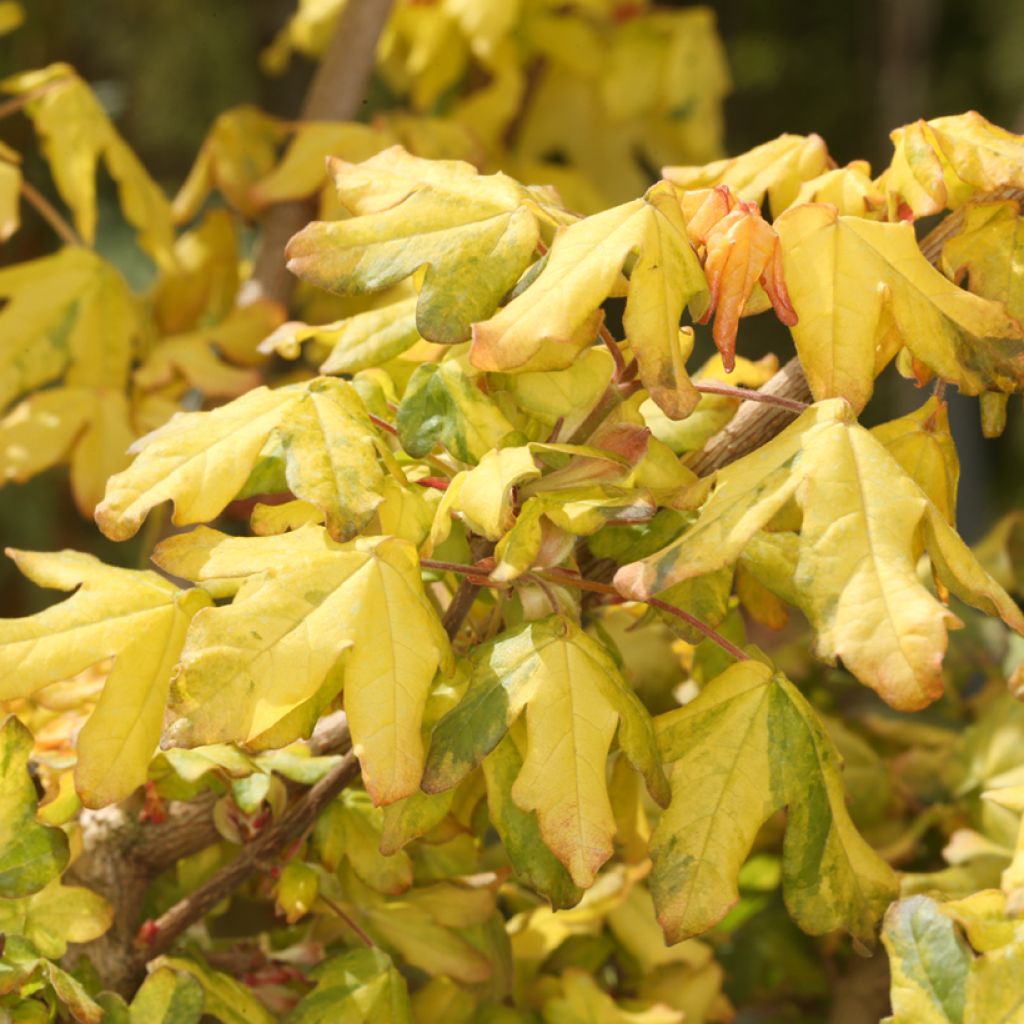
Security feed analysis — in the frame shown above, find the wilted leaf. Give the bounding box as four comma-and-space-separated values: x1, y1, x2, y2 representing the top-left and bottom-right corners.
424, 617, 667, 887
96, 377, 388, 542
0, 550, 211, 805
651, 660, 898, 944
154, 527, 449, 805
775, 203, 1024, 411
0, 716, 68, 897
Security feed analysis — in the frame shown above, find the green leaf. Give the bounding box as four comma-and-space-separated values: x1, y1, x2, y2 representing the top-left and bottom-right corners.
397, 360, 516, 464
129, 967, 204, 1024
96, 377, 389, 543
0, 717, 68, 897
285, 948, 412, 1024
286, 147, 544, 344
152, 956, 275, 1024
650, 660, 898, 944
424, 617, 668, 887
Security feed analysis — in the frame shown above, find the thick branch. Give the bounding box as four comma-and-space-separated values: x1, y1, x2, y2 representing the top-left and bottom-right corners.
243, 0, 395, 307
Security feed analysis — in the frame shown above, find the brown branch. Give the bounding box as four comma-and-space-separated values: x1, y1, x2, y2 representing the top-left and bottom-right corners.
242, 0, 395, 308
140, 750, 360, 962
20, 179, 83, 247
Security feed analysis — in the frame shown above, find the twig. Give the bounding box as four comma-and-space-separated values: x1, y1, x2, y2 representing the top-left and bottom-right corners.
693, 379, 808, 412
140, 751, 360, 961
20, 179, 83, 247
369, 413, 398, 436
243, 0, 396, 308
317, 893, 376, 948
599, 324, 627, 379
0, 80, 62, 121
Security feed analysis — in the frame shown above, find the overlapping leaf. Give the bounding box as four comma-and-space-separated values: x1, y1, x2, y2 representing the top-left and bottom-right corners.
0, 717, 69, 897
0, 877, 112, 958
775, 203, 1024, 411
286, 146, 547, 344
96, 377, 389, 542
3, 63, 174, 264
617, 399, 1024, 710
472, 182, 709, 419
650, 660, 898, 944
0, 550, 211, 806
423, 617, 668, 887
0, 247, 142, 412
285, 948, 412, 1024
153, 526, 450, 805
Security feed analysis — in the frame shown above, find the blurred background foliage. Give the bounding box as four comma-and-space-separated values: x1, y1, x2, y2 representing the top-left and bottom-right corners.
1, 0, 1023, 599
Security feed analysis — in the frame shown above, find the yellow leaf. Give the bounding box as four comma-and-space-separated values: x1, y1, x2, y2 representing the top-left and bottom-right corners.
617, 399, 1024, 710
541, 969, 684, 1024
787, 160, 885, 218
2, 64, 174, 265
941, 198, 1024, 320
0, 877, 112, 958
96, 377, 388, 542
0, 549, 212, 806
652, 661, 898, 944
424, 618, 667, 887
173, 106, 286, 222
0, 247, 141, 412
286, 146, 546, 344
260, 0, 344, 74
472, 183, 709, 419
775, 203, 1024, 412
155, 527, 449, 805
881, 111, 1024, 219
0, 1, 24, 35
0, 151, 20, 241
663, 133, 830, 216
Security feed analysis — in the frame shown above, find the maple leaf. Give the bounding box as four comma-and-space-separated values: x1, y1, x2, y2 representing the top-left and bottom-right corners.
96, 377, 390, 543
3, 64, 174, 265
0, 550, 211, 806
285, 146, 546, 345
0, 247, 141, 412
788, 160, 885, 218
650, 660, 898, 945
616, 399, 1024, 710
173, 106, 287, 222
941, 199, 1024, 321
152, 526, 450, 805
422, 617, 668, 888
663, 133, 832, 216
0, 387, 133, 515
472, 182, 709, 419
683, 186, 797, 371
0, 716, 69, 898
774, 203, 1024, 412
881, 111, 1024, 219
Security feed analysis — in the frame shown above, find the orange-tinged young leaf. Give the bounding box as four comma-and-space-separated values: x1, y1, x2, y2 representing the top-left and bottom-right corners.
423, 617, 667, 888
617, 399, 1024, 710
881, 111, 1024, 219
0, 247, 142, 412
0, 550, 211, 806
775, 203, 1024, 411
96, 377, 389, 543
684, 186, 797, 371
2, 64, 174, 265
286, 146, 545, 345
154, 527, 449, 805
664, 132, 831, 216
473, 183, 709, 418
651, 661, 898, 944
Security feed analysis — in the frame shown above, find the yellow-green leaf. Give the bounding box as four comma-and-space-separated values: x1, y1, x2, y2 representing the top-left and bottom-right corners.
286, 146, 544, 344
0, 878, 112, 959
285, 948, 412, 1024
128, 967, 204, 1024
3, 64, 174, 264
96, 377, 388, 542
424, 618, 667, 887
617, 399, 1024, 710
151, 956, 274, 1024
775, 203, 1024, 411
155, 528, 449, 805
472, 184, 708, 419
651, 660, 898, 944
0, 716, 69, 897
